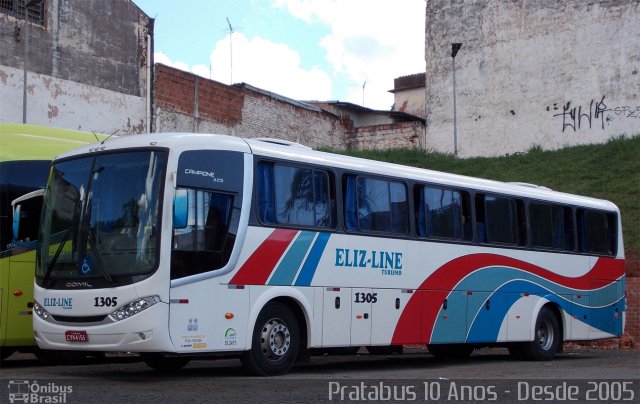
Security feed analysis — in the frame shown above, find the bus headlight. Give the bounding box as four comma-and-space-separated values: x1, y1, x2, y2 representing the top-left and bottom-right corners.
109, 296, 161, 321
33, 301, 52, 320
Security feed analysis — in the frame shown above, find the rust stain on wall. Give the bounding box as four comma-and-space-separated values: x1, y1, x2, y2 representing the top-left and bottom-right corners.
47, 104, 59, 118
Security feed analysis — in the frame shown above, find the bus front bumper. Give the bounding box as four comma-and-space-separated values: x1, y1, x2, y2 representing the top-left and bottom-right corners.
33, 302, 174, 352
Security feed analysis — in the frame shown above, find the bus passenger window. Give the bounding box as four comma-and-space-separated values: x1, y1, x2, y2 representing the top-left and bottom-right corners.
479, 194, 522, 245
416, 186, 469, 241
257, 162, 334, 228
529, 203, 574, 251
344, 175, 408, 234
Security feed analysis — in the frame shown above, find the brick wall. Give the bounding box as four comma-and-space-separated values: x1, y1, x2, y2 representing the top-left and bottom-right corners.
349, 121, 425, 150
154, 64, 346, 149
154, 65, 244, 125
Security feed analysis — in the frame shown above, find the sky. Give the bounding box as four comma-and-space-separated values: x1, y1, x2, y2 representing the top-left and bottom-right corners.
133, 0, 425, 110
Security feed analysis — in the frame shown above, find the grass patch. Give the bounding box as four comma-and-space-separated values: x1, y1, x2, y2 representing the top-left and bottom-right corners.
321, 135, 640, 273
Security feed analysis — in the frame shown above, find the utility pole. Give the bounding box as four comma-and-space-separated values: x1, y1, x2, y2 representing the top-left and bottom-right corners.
451, 42, 462, 157
22, 0, 44, 123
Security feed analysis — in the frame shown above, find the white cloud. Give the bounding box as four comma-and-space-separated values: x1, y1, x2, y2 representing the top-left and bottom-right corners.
155, 34, 332, 102
154, 52, 191, 73
154, 1, 424, 111
209, 33, 333, 101
273, 0, 425, 109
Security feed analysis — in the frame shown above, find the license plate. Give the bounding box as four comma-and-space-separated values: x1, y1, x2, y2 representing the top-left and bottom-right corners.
65, 330, 88, 342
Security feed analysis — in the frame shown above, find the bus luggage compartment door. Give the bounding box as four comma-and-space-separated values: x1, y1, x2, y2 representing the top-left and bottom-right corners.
322, 287, 351, 347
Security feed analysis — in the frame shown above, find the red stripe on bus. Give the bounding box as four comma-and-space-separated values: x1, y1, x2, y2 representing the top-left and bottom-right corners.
391, 254, 625, 345
229, 228, 298, 285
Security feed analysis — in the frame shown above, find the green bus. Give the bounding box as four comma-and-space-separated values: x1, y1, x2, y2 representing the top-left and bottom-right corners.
0, 123, 106, 360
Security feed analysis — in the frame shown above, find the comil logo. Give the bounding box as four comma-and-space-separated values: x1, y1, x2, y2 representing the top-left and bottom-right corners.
7, 380, 73, 403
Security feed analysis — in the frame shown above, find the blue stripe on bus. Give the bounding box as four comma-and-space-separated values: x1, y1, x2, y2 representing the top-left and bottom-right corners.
268, 231, 315, 286
294, 232, 331, 286
430, 267, 626, 343
465, 280, 625, 342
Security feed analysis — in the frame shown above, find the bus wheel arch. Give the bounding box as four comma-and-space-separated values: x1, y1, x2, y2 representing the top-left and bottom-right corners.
244, 289, 312, 352
241, 300, 302, 376
521, 304, 563, 361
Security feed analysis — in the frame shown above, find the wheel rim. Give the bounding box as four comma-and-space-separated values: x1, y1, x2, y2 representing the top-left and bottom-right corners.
537, 318, 554, 351
260, 317, 291, 361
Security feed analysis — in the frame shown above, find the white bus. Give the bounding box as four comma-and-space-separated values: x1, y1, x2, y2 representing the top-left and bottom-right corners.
33, 133, 626, 375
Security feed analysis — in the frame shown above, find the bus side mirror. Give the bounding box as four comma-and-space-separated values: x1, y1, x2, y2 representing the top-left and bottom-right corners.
12, 204, 21, 242
173, 189, 188, 229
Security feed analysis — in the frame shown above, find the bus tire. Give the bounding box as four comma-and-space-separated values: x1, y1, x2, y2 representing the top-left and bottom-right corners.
521, 307, 561, 361
142, 353, 190, 372
427, 344, 473, 360
241, 302, 300, 376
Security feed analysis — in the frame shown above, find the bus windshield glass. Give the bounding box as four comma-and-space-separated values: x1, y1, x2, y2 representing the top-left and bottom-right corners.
37, 150, 167, 289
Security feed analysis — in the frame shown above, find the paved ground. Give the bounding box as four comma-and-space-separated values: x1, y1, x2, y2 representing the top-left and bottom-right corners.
1, 347, 639, 403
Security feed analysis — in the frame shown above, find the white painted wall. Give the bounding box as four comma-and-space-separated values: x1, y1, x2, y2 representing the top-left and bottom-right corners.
0, 65, 147, 135
425, 0, 640, 157
394, 86, 426, 119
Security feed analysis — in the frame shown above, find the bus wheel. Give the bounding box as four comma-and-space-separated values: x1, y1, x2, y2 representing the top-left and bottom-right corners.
522, 307, 561, 361
241, 302, 300, 376
142, 353, 190, 372
427, 344, 473, 360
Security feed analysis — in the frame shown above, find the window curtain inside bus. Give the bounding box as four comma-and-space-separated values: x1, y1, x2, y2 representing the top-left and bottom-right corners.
552, 206, 565, 250
257, 163, 276, 223
417, 190, 427, 237
389, 182, 408, 234
313, 171, 330, 226
345, 175, 357, 231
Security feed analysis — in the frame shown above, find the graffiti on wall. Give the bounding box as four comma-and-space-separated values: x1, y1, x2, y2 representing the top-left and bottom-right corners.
548, 96, 640, 133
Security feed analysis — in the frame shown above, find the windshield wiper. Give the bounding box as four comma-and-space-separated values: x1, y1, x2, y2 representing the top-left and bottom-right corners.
41, 227, 73, 288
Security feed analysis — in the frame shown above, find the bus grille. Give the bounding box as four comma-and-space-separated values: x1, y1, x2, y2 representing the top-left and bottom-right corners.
52, 314, 107, 323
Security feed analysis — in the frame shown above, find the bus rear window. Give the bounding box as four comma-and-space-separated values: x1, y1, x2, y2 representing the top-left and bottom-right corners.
577, 209, 617, 256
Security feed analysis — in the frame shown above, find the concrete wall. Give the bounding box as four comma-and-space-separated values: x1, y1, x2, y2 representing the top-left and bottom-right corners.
153, 64, 347, 149
0, 0, 152, 133
0, 65, 146, 133
392, 73, 426, 118
425, 0, 640, 157
393, 86, 426, 119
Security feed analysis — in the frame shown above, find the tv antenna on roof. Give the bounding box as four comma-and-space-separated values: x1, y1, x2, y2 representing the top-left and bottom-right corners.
226, 17, 234, 84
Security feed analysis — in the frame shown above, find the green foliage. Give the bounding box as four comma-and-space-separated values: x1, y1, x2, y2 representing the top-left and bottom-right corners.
321, 136, 640, 262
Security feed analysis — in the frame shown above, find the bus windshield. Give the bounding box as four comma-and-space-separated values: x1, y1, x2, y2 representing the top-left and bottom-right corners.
37, 150, 167, 289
